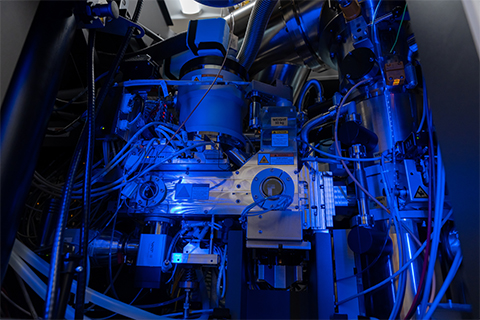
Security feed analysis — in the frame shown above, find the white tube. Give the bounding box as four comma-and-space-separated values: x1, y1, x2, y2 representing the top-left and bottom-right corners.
12, 240, 170, 319
9, 251, 83, 320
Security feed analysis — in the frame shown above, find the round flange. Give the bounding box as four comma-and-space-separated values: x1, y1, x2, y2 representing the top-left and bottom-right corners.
135, 175, 167, 208
251, 168, 294, 210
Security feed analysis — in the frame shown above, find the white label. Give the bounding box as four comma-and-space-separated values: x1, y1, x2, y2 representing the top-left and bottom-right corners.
272, 130, 289, 147
271, 117, 288, 126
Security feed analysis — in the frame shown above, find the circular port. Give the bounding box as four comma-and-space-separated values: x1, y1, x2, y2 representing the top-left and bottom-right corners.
261, 177, 284, 198
139, 181, 158, 200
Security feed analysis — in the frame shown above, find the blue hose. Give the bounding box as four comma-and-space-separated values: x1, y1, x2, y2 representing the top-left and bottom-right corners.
298, 79, 323, 112
424, 250, 463, 319
419, 145, 445, 318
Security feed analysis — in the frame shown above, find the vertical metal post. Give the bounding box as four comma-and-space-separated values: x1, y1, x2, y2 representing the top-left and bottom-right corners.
350, 144, 373, 226
0, 0, 77, 284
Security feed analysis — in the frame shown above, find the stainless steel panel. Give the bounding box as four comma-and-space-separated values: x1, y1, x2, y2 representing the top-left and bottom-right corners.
355, 93, 417, 155
246, 210, 302, 241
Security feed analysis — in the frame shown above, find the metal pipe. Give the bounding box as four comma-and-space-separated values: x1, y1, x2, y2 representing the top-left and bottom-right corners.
236, 0, 279, 70
0, 0, 77, 285
350, 144, 372, 226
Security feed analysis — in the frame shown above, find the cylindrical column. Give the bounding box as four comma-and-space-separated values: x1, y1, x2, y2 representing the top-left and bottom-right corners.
0, 0, 77, 284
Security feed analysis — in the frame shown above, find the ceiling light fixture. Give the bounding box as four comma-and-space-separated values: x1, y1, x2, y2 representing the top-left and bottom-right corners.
179, 0, 201, 15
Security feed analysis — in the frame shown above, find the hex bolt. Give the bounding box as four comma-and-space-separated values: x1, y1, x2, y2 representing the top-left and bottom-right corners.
236, 184, 241, 188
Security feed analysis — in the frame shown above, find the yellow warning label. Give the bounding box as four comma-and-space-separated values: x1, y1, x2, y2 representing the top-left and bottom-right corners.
194, 77, 200, 81
414, 186, 428, 198
272, 130, 288, 134
259, 155, 269, 164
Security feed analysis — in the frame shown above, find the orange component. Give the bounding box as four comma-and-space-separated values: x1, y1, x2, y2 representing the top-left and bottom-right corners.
385, 61, 406, 86
340, 0, 361, 21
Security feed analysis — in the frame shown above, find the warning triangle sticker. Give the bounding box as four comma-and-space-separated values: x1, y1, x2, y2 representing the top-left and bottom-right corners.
194, 77, 199, 81
414, 186, 428, 198
259, 155, 269, 164
176, 186, 190, 198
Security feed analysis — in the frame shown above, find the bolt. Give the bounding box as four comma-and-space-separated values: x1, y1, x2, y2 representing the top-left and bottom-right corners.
75, 266, 83, 273
237, 184, 241, 188
258, 230, 263, 234
204, 210, 208, 214
259, 215, 263, 219
236, 199, 240, 204
254, 195, 258, 199
235, 171, 239, 175
254, 177, 258, 181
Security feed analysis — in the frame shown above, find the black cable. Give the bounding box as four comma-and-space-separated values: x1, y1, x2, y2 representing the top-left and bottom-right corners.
108, 212, 120, 299
44, 2, 145, 318
75, 29, 96, 319
95, 0, 143, 114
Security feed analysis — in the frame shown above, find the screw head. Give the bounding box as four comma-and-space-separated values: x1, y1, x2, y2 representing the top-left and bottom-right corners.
258, 230, 263, 234
236, 199, 240, 204
204, 210, 208, 214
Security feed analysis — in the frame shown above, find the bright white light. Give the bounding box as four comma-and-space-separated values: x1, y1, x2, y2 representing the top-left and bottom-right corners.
179, 0, 201, 15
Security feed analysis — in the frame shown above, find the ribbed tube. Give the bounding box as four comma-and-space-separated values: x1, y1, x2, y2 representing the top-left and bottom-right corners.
236, 0, 279, 70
